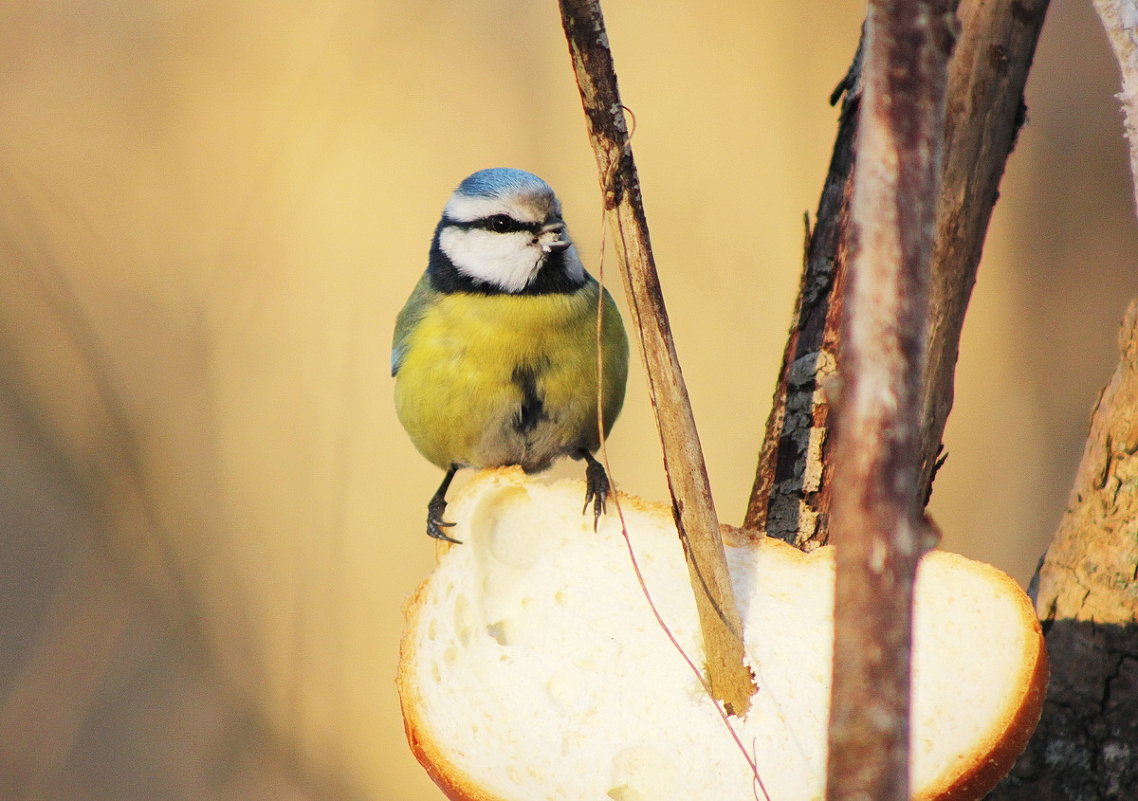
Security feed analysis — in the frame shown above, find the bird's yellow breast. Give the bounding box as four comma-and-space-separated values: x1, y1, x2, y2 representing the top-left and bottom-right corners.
394, 284, 627, 471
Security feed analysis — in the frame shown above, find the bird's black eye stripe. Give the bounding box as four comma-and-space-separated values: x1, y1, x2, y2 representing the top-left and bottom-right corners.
444, 215, 541, 235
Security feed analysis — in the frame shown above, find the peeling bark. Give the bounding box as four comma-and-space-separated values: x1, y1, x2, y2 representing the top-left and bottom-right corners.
742, 51, 859, 549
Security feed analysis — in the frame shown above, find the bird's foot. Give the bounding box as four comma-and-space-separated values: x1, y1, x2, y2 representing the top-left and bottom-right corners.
578, 451, 610, 531
427, 466, 461, 544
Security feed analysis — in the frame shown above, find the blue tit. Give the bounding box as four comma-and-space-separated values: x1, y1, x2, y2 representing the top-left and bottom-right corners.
392, 168, 629, 543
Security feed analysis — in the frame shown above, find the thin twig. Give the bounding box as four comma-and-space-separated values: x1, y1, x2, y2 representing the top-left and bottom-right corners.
558, 0, 755, 715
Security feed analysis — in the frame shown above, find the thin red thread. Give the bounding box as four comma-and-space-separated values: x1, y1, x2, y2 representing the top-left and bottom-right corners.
591, 106, 770, 801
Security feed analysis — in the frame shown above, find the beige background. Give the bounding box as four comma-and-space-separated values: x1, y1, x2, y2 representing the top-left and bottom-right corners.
1, 1, 1136, 799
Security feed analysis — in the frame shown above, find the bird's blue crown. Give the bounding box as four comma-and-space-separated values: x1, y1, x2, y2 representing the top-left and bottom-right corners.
455, 168, 552, 200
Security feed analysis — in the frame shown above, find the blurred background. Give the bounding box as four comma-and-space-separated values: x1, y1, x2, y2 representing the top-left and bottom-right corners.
1, 1, 1135, 799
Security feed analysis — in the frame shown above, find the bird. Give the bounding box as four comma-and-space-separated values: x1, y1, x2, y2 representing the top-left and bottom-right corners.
392, 168, 629, 543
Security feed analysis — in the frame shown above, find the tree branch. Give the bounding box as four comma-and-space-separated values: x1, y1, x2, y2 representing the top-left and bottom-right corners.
825, 2, 954, 800
558, 0, 755, 715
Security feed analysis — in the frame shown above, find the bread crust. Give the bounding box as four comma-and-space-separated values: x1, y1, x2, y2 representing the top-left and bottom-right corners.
914, 585, 1049, 801
398, 576, 493, 801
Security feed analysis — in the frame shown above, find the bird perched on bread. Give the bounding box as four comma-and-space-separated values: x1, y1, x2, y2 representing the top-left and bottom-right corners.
392, 168, 629, 542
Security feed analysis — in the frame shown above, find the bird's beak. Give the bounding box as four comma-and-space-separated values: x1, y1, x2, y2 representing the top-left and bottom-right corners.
538, 221, 571, 254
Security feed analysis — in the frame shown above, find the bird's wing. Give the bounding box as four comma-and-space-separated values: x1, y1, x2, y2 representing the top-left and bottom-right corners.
392, 272, 436, 377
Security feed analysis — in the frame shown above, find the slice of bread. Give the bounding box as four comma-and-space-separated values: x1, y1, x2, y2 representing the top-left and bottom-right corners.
398, 468, 1047, 801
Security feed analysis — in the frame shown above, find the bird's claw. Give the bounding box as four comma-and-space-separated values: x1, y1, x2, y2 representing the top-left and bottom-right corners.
427, 517, 460, 544
427, 496, 461, 544
582, 457, 610, 531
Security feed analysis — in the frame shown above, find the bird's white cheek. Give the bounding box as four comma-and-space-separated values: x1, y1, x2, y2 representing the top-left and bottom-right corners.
440, 228, 540, 293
